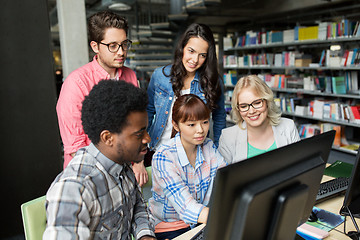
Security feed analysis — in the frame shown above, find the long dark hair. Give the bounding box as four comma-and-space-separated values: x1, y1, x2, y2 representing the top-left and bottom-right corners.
164, 23, 221, 111
171, 94, 211, 138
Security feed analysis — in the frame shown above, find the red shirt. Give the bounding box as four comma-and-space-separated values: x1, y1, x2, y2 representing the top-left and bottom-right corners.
56, 55, 138, 168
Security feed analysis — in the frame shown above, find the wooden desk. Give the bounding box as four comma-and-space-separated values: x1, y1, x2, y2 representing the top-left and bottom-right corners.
315, 175, 358, 239
174, 175, 359, 239
173, 224, 205, 240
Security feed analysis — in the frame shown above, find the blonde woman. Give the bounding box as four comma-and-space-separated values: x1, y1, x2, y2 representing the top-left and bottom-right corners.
218, 75, 300, 164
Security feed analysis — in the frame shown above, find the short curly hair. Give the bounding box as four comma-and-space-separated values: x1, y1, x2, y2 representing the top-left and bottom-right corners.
81, 80, 148, 144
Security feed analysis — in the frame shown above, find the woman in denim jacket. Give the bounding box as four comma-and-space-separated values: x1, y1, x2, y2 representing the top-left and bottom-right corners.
146, 23, 226, 157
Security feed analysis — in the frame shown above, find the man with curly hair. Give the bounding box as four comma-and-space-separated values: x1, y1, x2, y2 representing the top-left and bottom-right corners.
44, 80, 156, 240
56, 11, 148, 187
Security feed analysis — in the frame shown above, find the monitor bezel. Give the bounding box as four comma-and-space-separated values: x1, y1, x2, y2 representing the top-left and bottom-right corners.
205, 130, 335, 240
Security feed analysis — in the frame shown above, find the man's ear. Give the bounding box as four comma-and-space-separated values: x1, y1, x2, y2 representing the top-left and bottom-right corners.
172, 120, 180, 132
99, 130, 113, 146
90, 41, 99, 54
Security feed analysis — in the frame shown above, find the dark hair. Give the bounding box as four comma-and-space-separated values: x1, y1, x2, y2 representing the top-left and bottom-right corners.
81, 80, 148, 144
171, 94, 211, 138
165, 23, 221, 111
88, 11, 128, 43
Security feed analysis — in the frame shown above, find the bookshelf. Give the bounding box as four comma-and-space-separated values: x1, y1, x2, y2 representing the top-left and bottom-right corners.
222, 19, 360, 156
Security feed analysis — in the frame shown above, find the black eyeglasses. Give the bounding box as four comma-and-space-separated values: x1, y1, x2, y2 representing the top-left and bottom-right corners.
237, 98, 265, 112
99, 39, 132, 53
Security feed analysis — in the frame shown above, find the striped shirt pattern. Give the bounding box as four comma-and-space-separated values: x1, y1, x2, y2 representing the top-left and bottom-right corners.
149, 134, 227, 226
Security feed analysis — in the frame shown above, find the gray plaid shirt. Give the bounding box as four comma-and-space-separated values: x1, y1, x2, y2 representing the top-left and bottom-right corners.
43, 143, 155, 239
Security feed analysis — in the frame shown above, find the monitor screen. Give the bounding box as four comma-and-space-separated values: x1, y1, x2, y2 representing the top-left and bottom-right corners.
340, 148, 360, 217
205, 130, 335, 240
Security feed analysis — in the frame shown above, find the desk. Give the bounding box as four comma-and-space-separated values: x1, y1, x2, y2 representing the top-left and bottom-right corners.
173, 224, 205, 240
174, 175, 360, 240
315, 175, 359, 239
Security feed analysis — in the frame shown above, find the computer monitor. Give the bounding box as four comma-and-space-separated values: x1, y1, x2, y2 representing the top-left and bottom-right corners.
340, 147, 360, 218
205, 130, 335, 240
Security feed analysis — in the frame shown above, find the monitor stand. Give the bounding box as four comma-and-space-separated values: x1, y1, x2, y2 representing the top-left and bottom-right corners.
345, 206, 360, 239
267, 184, 309, 240
230, 183, 309, 240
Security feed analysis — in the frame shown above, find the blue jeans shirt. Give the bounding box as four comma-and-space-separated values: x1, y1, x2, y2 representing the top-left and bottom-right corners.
147, 65, 226, 149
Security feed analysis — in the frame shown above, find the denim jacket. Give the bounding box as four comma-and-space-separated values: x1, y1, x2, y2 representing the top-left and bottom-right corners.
147, 65, 226, 150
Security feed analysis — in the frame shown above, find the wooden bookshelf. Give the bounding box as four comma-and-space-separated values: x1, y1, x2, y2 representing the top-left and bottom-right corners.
221, 19, 360, 153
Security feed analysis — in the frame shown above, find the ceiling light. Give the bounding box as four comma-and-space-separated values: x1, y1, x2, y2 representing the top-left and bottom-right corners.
108, 3, 131, 11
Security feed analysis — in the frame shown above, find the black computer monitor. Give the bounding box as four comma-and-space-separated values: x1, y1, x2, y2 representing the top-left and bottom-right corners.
340, 148, 360, 218
205, 130, 335, 240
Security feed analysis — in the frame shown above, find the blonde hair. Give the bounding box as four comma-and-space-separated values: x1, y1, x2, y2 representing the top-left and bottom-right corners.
231, 75, 281, 127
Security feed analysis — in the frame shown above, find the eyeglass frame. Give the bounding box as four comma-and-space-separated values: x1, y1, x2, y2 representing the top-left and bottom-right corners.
236, 98, 265, 112
98, 39, 132, 53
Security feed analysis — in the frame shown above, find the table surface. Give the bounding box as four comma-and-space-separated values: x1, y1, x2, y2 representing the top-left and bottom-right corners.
173, 175, 359, 240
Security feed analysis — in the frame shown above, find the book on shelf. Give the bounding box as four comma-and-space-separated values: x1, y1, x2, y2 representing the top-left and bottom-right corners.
224, 89, 233, 104
266, 53, 274, 66
346, 71, 359, 93
283, 29, 294, 43
274, 53, 282, 67
329, 103, 339, 120
295, 105, 308, 116
324, 77, 333, 93
294, 26, 302, 41
271, 30, 283, 43
261, 73, 356, 96
318, 50, 326, 66
340, 49, 349, 66
324, 123, 342, 146
312, 100, 326, 119
286, 76, 304, 89
318, 22, 330, 40
314, 77, 326, 91
345, 50, 354, 66
341, 143, 360, 152
350, 48, 358, 65
300, 123, 342, 146
302, 100, 360, 124
290, 98, 302, 113
326, 49, 342, 67
331, 76, 346, 94
226, 19, 360, 50
276, 97, 293, 113
234, 36, 244, 47
295, 53, 312, 67
298, 25, 319, 40
323, 102, 331, 119
223, 36, 233, 50
223, 70, 237, 86
353, 21, 360, 36
350, 105, 360, 124
303, 76, 316, 91
299, 124, 321, 138
223, 55, 238, 67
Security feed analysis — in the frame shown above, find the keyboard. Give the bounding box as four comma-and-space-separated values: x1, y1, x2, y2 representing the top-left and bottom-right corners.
316, 177, 349, 204
190, 227, 205, 240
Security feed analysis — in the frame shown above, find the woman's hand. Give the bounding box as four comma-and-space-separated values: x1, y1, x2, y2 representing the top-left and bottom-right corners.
198, 206, 209, 224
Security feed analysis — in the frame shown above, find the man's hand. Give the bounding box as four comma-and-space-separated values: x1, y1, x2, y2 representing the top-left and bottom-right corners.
132, 160, 148, 187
